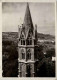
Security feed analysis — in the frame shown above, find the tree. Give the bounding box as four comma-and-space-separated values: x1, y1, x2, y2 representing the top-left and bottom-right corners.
46, 48, 55, 58
37, 45, 44, 60
2, 41, 18, 77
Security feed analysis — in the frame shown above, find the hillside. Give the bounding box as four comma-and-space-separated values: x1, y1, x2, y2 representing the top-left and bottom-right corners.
2, 32, 55, 41
2, 32, 55, 52
37, 33, 55, 40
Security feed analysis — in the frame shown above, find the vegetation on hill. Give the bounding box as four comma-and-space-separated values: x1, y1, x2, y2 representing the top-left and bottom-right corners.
2, 32, 55, 41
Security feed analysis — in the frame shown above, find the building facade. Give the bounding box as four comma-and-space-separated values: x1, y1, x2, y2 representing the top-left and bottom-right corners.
18, 3, 38, 77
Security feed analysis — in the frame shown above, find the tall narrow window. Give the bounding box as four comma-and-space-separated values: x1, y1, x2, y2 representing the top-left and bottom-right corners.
21, 40, 22, 45
21, 39, 25, 45
26, 40, 29, 45
26, 39, 32, 45
26, 65, 31, 77
22, 53, 25, 59
21, 49, 25, 59
27, 49, 31, 60
23, 40, 25, 45
30, 40, 32, 45
27, 53, 31, 59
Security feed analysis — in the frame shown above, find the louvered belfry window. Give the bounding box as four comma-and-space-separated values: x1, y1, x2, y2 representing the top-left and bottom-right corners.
21, 40, 25, 45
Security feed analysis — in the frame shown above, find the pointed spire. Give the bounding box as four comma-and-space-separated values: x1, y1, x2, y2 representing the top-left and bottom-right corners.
23, 3, 33, 30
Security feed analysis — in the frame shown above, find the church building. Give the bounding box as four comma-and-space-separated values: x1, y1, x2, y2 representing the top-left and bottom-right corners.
18, 3, 38, 77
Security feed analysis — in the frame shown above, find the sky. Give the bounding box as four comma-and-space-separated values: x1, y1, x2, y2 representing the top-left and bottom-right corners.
2, 2, 55, 35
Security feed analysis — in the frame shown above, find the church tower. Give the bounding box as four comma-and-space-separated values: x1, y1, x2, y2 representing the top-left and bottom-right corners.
18, 3, 38, 77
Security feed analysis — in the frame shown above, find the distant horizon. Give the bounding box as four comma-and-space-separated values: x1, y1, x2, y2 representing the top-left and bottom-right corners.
2, 31, 55, 36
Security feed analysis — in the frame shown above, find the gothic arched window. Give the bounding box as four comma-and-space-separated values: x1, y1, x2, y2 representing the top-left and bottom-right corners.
21, 40, 25, 45
27, 52, 31, 59
27, 49, 31, 60
21, 49, 25, 59
22, 53, 25, 59
26, 39, 32, 45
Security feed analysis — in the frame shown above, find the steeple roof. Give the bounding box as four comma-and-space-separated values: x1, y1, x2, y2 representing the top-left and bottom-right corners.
19, 3, 34, 39
23, 3, 33, 32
